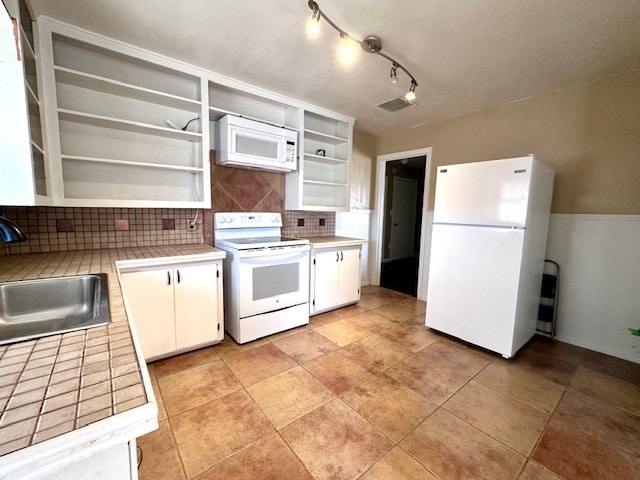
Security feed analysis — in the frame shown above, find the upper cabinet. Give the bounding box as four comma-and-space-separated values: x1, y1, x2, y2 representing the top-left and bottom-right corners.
38, 19, 211, 207
285, 110, 354, 211
1, 14, 353, 209
0, 0, 50, 205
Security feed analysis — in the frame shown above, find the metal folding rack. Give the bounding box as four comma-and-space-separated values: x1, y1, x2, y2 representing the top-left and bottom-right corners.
537, 260, 560, 338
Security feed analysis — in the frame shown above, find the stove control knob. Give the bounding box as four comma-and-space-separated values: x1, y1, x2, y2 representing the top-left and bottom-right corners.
218, 217, 226, 224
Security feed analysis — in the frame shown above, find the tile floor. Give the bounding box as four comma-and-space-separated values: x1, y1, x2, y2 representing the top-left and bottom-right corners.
138, 286, 640, 480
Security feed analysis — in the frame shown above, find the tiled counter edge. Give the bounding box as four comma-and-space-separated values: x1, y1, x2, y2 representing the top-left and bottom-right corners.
0, 245, 224, 479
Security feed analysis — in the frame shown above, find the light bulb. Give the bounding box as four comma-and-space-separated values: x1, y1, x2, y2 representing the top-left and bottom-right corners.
338, 35, 359, 66
305, 16, 320, 38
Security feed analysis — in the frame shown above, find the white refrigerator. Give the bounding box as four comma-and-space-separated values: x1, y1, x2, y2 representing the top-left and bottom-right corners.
426, 155, 555, 358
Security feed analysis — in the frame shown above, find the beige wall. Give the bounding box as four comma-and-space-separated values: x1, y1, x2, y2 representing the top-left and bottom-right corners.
350, 130, 376, 210
376, 69, 640, 214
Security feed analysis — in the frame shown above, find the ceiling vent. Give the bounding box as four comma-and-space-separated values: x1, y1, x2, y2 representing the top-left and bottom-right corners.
375, 96, 416, 113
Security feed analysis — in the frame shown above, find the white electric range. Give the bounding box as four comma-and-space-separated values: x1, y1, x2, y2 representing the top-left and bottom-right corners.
214, 212, 310, 343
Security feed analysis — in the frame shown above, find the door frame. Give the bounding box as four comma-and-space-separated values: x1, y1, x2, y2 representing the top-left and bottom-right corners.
370, 147, 432, 300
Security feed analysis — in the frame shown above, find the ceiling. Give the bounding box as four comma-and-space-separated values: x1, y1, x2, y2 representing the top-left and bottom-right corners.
32, 0, 640, 135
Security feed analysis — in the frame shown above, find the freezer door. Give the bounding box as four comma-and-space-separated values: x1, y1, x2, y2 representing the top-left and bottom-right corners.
426, 224, 525, 356
433, 157, 533, 227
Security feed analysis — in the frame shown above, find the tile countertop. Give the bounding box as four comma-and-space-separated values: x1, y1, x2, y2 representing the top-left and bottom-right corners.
0, 244, 224, 478
304, 236, 367, 248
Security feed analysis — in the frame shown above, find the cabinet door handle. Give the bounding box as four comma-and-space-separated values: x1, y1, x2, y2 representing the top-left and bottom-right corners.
177, 270, 181, 284
336, 252, 339, 262
340, 252, 343, 261
167, 271, 171, 286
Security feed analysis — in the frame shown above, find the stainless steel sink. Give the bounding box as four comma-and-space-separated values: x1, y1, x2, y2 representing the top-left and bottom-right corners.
0, 274, 110, 345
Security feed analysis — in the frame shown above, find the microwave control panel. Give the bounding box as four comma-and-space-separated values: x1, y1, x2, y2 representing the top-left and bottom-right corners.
286, 141, 296, 163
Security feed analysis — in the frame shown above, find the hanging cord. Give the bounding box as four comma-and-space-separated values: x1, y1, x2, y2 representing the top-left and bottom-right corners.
137, 446, 143, 468
181, 117, 199, 131
189, 209, 200, 230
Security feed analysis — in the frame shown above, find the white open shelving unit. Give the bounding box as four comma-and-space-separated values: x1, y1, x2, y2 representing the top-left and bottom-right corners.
0, 0, 51, 205
285, 110, 353, 211
5, 14, 354, 209
38, 19, 211, 207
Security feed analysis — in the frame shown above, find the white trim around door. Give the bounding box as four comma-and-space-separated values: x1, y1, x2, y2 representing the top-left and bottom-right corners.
370, 147, 432, 300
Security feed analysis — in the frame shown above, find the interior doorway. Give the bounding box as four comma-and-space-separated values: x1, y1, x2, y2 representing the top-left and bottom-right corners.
380, 157, 426, 296
371, 147, 432, 300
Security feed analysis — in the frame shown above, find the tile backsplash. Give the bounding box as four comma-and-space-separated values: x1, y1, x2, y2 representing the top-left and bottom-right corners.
282, 211, 335, 237
2, 158, 339, 255
0, 207, 203, 255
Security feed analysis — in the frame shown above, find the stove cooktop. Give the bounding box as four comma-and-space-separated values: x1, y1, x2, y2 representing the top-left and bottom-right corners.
216, 235, 309, 250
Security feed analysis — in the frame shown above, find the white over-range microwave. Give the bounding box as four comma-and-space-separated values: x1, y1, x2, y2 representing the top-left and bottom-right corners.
215, 115, 298, 172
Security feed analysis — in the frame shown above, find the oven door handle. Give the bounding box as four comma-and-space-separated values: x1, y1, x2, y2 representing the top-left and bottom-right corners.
238, 249, 310, 263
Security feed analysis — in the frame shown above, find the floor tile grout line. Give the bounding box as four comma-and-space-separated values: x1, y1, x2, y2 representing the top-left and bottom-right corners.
472, 363, 566, 416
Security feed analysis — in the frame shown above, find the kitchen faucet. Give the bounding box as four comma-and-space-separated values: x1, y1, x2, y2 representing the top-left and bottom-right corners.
0, 216, 27, 243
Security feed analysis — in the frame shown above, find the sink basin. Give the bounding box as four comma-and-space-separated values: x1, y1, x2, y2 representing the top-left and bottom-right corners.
0, 274, 110, 345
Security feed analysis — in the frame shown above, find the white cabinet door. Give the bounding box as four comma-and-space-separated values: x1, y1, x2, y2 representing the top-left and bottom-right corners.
313, 250, 340, 312
337, 247, 361, 305
174, 263, 221, 349
120, 269, 175, 360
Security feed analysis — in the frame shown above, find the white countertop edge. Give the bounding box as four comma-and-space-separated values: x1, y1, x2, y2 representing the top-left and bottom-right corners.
0, 402, 158, 480
309, 237, 367, 248
0, 249, 179, 479
115, 250, 226, 271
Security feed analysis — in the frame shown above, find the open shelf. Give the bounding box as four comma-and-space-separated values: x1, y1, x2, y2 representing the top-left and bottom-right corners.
58, 109, 202, 141
31, 140, 44, 155
304, 129, 348, 145
61, 154, 204, 173
55, 66, 201, 112
20, 27, 36, 61
304, 153, 348, 164
303, 180, 348, 187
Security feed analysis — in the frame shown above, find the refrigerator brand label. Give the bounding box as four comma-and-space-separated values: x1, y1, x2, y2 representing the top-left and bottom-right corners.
514, 169, 527, 174
440, 169, 448, 173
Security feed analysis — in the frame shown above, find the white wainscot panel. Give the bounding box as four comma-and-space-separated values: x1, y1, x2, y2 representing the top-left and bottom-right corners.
546, 214, 640, 363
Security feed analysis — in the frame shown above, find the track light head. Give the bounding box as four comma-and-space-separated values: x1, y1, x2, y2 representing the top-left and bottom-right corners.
305, 1, 321, 38
405, 80, 417, 101
390, 63, 399, 84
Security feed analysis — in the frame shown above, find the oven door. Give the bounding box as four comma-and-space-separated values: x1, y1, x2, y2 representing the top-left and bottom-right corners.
238, 247, 310, 318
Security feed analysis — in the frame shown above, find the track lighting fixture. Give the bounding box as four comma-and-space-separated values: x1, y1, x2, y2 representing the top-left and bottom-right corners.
305, 1, 418, 101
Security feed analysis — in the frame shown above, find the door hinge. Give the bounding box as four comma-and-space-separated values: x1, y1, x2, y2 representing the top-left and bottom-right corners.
312, 299, 315, 307
313, 258, 316, 265
217, 323, 220, 331
216, 269, 220, 278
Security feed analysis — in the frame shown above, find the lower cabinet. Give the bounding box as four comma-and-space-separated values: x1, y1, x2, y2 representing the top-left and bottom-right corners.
120, 261, 223, 360
311, 246, 361, 315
